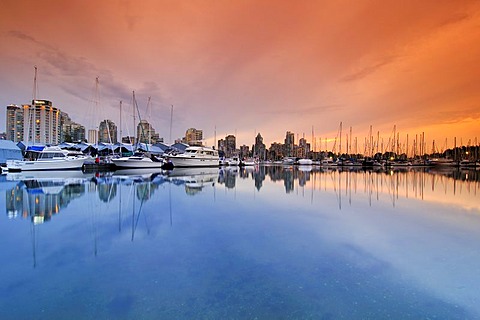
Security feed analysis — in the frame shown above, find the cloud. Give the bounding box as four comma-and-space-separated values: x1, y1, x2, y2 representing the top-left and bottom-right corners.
8, 30, 55, 51
339, 56, 398, 82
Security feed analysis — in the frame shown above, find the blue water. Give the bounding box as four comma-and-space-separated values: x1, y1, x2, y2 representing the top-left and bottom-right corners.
0, 167, 479, 319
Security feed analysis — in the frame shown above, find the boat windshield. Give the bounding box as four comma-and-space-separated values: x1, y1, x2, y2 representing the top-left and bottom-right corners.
38, 152, 66, 159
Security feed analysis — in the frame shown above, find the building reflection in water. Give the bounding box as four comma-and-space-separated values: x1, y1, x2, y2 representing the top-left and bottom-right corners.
6, 180, 87, 224
5, 166, 479, 223
217, 165, 479, 208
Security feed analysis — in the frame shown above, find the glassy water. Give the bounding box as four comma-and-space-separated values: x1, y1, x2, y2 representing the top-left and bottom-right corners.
0, 166, 479, 319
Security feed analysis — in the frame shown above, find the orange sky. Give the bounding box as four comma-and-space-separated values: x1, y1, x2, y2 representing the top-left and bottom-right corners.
1, 0, 479, 151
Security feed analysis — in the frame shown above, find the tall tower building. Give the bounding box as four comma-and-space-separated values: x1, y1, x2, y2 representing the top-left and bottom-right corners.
184, 128, 203, 146
60, 112, 86, 142
225, 134, 236, 157
284, 131, 295, 157
22, 100, 60, 145
137, 120, 159, 144
6, 105, 24, 142
99, 119, 118, 143
298, 137, 310, 158
254, 133, 266, 160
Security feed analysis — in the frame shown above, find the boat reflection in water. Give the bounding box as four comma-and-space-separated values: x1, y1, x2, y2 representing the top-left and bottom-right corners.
6, 170, 94, 223
166, 167, 219, 195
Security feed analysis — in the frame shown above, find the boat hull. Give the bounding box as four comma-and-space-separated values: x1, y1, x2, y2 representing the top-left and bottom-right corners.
6, 157, 87, 171
111, 157, 164, 169
167, 156, 220, 168
297, 159, 313, 165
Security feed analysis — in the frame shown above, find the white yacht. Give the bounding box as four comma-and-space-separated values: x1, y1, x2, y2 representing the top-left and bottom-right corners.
166, 146, 220, 167
321, 158, 337, 166
239, 158, 257, 166
111, 152, 164, 169
6, 146, 89, 172
225, 157, 240, 166
282, 157, 295, 165
297, 158, 313, 165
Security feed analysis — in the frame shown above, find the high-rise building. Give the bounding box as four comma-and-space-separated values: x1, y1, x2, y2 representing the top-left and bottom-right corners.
70, 123, 86, 143
284, 131, 295, 157
268, 142, 284, 161
239, 145, 250, 159
298, 137, 310, 158
60, 112, 85, 142
218, 134, 237, 157
183, 128, 203, 146
88, 129, 98, 144
99, 119, 118, 143
254, 133, 266, 160
137, 120, 159, 144
6, 105, 24, 142
218, 138, 226, 154
225, 134, 236, 158
22, 100, 60, 145
6, 101, 86, 144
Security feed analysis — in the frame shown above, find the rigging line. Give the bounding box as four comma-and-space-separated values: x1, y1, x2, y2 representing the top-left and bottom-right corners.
133, 92, 149, 151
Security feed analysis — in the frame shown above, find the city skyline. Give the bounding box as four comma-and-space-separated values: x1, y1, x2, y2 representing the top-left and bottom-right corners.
1, 0, 479, 149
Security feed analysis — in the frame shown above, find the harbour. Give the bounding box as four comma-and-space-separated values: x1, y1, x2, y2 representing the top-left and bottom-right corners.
1, 1, 480, 318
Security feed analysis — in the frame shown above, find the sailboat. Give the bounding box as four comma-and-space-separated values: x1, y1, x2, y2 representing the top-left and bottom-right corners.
111, 92, 164, 169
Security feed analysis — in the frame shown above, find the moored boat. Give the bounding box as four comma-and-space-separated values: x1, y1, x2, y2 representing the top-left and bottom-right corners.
6, 146, 90, 172
282, 157, 295, 165
225, 157, 240, 166
297, 158, 313, 165
321, 158, 337, 166
111, 152, 164, 169
166, 146, 220, 167
239, 158, 257, 166
429, 158, 457, 167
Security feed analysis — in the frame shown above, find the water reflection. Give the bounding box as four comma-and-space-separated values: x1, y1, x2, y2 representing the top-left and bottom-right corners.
5, 167, 479, 222
166, 167, 218, 195
6, 171, 90, 223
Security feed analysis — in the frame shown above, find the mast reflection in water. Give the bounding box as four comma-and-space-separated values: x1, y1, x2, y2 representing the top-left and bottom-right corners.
0, 166, 479, 319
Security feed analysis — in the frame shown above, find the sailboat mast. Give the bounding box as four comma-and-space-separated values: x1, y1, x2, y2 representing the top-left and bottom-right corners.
119, 100, 122, 143
339, 122, 342, 155
169, 105, 174, 145
132, 91, 136, 144
29, 66, 38, 144
95, 77, 99, 146
147, 96, 151, 145
348, 126, 352, 155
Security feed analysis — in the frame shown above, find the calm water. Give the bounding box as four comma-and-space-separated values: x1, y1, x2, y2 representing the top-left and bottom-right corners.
0, 166, 479, 319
